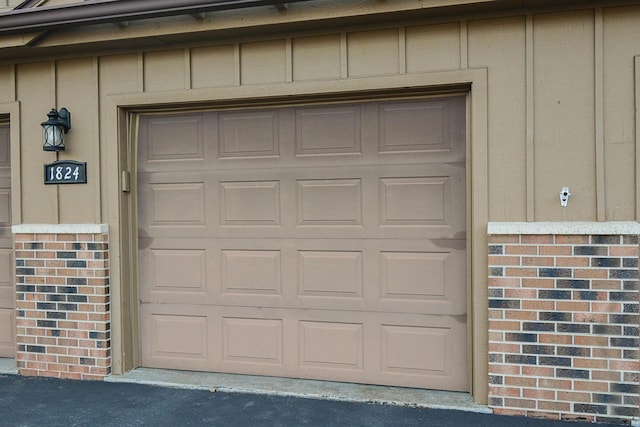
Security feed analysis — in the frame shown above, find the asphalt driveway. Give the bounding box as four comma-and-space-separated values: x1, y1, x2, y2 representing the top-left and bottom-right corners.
0, 375, 596, 426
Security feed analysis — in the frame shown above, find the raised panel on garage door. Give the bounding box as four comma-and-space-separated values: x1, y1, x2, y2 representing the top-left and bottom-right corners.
0, 125, 13, 358
138, 96, 467, 391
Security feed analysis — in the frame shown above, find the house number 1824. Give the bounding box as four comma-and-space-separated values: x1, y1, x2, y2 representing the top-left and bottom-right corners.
44, 160, 87, 184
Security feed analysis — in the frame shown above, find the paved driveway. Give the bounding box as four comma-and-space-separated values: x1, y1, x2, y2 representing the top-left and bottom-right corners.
0, 375, 594, 426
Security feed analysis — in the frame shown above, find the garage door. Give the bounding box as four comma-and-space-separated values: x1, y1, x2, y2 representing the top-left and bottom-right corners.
137, 96, 467, 391
0, 125, 13, 358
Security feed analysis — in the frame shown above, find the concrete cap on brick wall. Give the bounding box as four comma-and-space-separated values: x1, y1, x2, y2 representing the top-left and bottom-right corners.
488, 221, 640, 236
11, 224, 109, 234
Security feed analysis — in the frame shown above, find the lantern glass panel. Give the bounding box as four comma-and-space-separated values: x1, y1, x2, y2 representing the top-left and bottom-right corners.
43, 124, 65, 151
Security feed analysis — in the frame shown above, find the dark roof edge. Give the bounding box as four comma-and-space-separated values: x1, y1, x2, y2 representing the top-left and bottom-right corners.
0, 0, 312, 35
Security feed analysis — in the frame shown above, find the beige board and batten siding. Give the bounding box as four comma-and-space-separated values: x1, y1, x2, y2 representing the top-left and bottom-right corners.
137, 97, 467, 390
0, 1, 637, 400
0, 124, 12, 357
7, 8, 637, 224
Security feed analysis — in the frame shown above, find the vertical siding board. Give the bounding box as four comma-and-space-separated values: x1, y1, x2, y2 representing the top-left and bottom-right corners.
406, 23, 461, 73
16, 62, 57, 223
603, 6, 640, 220
533, 11, 596, 221
292, 34, 341, 82
143, 49, 186, 92
191, 45, 235, 88
56, 58, 99, 224
347, 29, 400, 77
0, 65, 14, 103
240, 39, 287, 85
594, 9, 605, 221
636, 55, 640, 221
526, 15, 534, 221
468, 17, 527, 221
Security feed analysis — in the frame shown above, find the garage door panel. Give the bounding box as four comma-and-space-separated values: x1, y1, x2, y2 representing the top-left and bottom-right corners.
297, 178, 362, 226
379, 318, 467, 390
295, 105, 362, 155
139, 248, 208, 300
219, 110, 280, 158
138, 97, 467, 391
139, 114, 206, 164
221, 249, 282, 296
220, 180, 281, 226
140, 305, 213, 371
378, 248, 467, 315
379, 99, 462, 154
222, 317, 283, 365
299, 320, 364, 371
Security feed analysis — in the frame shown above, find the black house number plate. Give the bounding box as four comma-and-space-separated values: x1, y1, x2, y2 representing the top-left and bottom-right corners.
44, 160, 87, 184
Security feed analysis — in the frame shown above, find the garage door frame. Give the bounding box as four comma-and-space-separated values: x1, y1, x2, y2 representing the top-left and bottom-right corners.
109, 69, 489, 401
0, 103, 20, 361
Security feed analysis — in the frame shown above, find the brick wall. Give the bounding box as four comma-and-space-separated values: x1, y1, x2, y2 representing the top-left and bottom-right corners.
488, 223, 639, 425
13, 225, 110, 380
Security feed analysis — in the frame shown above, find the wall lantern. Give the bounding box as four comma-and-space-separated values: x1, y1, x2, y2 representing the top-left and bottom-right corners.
41, 107, 71, 152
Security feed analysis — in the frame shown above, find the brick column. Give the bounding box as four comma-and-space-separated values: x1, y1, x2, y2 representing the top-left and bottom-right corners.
13, 224, 110, 380
487, 222, 639, 425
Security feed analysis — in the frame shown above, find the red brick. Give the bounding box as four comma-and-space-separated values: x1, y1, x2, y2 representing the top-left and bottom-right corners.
489, 235, 520, 244
505, 288, 537, 299
610, 246, 638, 257
610, 360, 640, 371
490, 386, 521, 397
557, 391, 590, 403
522, 300, 555, 310
526, 411, 561, 420
522, 235, 553, 244
43, 242, 65, 250
539, 246, 572, 256
573, 269, 608, 279
555, 257, 590, 267
591, 280, 623, 290
522, 278, 555, 288
573, 313, 607, 323
523, 388, 555, 400
573, 358, 607, 369
506, 245, 538, 255
489, 320, 522, 331
540, 334, 573, 344
561, 414, 595, 423
505, 267, 538, 277
573, 381, 608, 392
522, 256, 554, 266
68, 348, 89, 357
555, 235, 589, 244
489, 364, 521, 375
591, 302, 622, 313
522, 366, 554, 377
493, 408, 526, 417
538, 378, 571, 390
574, 335, 608, 346
506, 376, 537, 387
47, 363, 69, 372
505, 310, 537, 321
69, 365, 91, 374
489, 278, 521, 288
504, 398, 536, 409
556, 301, 590, 312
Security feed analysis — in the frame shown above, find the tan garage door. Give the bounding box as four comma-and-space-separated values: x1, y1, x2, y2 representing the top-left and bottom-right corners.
0, 125, 13, 358
137, 96, 467, 391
